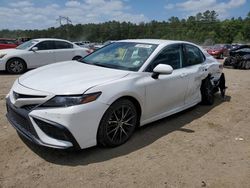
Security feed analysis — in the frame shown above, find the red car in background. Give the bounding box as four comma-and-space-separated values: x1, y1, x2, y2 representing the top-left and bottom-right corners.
207, 44, 231, 59
0, 38, 19, 50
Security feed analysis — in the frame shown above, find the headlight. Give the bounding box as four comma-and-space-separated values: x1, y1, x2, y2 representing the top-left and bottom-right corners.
0, 54, 7, 59
41, 92, 102, 107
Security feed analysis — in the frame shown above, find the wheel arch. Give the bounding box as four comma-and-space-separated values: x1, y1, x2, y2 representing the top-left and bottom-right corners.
6, 57, 27, 70
72, 55, 82, 60
104, 95, 142, 127
116, 96, 142, 126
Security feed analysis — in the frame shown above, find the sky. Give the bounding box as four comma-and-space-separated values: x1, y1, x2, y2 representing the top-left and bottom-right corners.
0, 0, 249, 30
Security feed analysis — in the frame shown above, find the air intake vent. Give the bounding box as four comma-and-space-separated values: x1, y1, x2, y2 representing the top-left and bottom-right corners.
21, 105, 39, 111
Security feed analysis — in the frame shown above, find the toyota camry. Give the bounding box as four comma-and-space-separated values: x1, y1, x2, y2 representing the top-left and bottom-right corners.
6, 39, 226, 150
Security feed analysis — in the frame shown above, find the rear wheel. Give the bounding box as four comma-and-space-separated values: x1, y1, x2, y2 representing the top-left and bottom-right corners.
201, 76, 214, 105
6, 58, 26, 74
244, 61, 250, 69
97, 99, 138, 147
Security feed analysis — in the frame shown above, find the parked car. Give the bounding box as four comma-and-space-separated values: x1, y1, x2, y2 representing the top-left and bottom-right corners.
207, 44, 231, 59
6, 39, 226, 150
224, 45, 250, 69
0, 38, 18, 50
0, 38, 88, 74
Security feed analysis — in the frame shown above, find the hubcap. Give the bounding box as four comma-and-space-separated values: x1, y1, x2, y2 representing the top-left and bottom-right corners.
10, 61, 23, 73
106, 105, 136, 143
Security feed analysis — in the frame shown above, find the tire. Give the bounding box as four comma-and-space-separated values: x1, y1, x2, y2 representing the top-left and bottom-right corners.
244, 61, 250, 69
241, 61, 246, 69
72, 56, 82, 61
223, 57, 230, 66
201, 76, 214, 105
97, 99, 138, 147
6, 58, 26, 74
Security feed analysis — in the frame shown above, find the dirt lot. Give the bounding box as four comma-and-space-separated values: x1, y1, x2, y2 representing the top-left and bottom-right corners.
0, 67, 249, 188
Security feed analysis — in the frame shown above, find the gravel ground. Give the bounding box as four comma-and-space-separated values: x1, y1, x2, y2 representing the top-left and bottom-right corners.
0, 67, 249, 188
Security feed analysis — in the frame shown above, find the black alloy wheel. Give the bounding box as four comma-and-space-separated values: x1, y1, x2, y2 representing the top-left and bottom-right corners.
97, 99, 138, 147
201, 76, 214, 105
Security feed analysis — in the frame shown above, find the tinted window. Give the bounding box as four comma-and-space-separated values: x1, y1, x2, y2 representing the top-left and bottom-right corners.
35, 41, 55, 50
183, 44, 205, 67
236, 48, 250, 53
146, 44, 181, 72
55, 41, 73, 49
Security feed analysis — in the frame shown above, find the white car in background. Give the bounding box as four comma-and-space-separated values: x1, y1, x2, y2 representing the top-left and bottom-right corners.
6, 39, 226, 150
0, 38, 88, 74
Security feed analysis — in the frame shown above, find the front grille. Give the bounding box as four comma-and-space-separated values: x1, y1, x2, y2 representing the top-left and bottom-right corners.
13, 91, 46, 100
7, 104, 38, 138
21, 104, 38, 111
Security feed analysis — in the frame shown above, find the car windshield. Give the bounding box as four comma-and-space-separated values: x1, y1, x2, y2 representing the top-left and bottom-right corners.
16, 40, 39, 50
80, 42, 158, 71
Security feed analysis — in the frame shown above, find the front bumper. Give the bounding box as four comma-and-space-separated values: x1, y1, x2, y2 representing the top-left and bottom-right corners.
6, 98, 80, 149
6, 90, 109, 150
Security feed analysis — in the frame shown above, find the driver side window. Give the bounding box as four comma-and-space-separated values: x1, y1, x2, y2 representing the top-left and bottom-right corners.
146, 44, 181, 72
35, 41, 55, 51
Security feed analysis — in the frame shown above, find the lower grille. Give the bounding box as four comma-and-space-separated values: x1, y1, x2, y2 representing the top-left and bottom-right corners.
6, 104, 38, 138
21, 105, 38, 111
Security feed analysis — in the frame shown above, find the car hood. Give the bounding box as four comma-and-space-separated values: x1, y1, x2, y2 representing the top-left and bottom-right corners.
0, 48, 25, 55
18, 61, 130, 95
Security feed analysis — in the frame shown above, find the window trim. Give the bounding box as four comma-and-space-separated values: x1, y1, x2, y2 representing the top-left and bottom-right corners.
144, 43, 183, 72
33, 40, 56, 51
54, 41, 73, 49
182, 43, 206, 67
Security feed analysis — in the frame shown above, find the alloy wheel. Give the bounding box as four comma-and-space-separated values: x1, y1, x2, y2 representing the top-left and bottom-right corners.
9, 60, 24, 73
106, 105, 136, 145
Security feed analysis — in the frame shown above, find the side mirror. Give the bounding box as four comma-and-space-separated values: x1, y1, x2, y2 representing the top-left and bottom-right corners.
31, 47, 38, 52
152, 64, 173, 79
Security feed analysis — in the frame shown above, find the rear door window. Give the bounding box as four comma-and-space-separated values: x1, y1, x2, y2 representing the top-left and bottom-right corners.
35, 41, 55, 50
55, 41, 73, 49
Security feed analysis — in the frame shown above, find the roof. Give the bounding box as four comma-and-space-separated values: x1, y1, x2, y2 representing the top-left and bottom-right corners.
118, 39, 187, 45
33, 38, 70, 42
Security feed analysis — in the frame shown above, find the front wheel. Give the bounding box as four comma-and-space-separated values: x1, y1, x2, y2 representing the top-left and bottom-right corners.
6, 58, 26, 74
201, 76, 214, 105
97, 99, 138, 147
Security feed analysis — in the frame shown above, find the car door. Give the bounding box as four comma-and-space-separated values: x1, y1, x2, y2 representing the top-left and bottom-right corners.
54, 41, 74, 62
143, 44, 189, 120
181, 44, 207, 105
28, 41, 56, 68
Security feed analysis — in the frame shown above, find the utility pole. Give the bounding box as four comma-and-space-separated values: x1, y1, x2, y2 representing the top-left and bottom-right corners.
56, 16, 72, 40
56, 16, 72, 26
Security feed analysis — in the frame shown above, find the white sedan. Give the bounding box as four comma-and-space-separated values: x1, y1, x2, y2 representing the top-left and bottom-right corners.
6, 39, 226, 150
0, 38, 88, 74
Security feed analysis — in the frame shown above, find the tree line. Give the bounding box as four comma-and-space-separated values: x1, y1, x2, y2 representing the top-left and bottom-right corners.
0, 10, 250, 45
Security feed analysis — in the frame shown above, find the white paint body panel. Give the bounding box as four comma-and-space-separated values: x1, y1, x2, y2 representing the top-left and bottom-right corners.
7, 39, 223, 149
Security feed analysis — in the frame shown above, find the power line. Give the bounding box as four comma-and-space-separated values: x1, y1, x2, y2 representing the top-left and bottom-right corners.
56, 16, 72, 26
